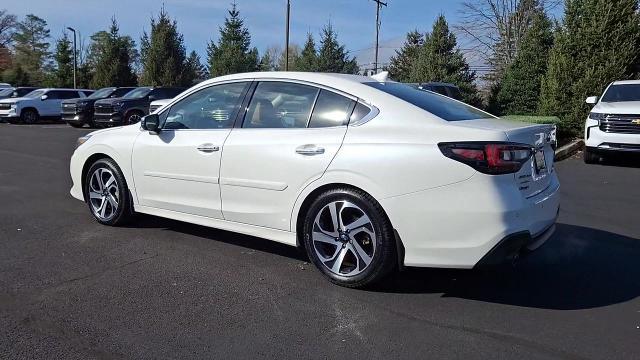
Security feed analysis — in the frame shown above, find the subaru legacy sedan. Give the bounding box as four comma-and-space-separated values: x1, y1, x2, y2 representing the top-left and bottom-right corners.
70, 72, 559, 288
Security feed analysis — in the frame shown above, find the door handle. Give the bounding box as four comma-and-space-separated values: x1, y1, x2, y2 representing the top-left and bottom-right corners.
197, 144, 220, 153
295, 144, 325, 156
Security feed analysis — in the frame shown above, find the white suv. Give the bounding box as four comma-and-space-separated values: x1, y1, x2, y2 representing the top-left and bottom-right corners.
584, 80, 640, 163
0, 88, 93, 124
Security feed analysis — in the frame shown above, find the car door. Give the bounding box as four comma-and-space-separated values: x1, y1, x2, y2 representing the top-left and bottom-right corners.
40, 90, 63, 116
220, 80, 356, 231
131, 81, 251, 219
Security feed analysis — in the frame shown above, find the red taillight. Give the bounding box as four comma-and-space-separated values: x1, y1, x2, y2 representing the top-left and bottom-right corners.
439, 142, 533, 175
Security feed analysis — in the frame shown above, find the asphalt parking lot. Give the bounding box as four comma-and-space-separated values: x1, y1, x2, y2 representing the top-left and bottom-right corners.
1, 123, 639, 359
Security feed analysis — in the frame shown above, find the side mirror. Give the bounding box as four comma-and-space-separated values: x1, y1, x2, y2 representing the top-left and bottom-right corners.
585, 96, 599, 104
40, 95, 48, 101
148, 95, 157, 101
141, 114, 160, 134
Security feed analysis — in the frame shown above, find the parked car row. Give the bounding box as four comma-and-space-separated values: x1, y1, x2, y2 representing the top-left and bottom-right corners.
0, 86, 185, 127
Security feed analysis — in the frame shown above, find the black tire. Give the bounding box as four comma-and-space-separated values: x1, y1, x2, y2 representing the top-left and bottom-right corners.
84, 158, 133, 226
124, 111, 144, 125
21, 109, 39, 124
584, 148, 600, 164
68, 122, 84, 128
302, 187, 396, 288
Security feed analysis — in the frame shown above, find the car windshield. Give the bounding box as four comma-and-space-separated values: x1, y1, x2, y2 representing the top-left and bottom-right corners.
601, 84, 640, 102
88, 87, 116, 99
0, 88, 13, 96
23, 90, 46, 98
365, 82, 493, 121
123, 87, 151, 99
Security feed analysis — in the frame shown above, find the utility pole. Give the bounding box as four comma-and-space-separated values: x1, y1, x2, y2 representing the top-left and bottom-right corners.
66, 27, 77, 89
285, 0, 291, 71
372, 0, 387, 74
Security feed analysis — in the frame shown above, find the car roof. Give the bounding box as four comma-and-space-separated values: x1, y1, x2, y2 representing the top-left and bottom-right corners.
611, 80, 640, 85
199, 71, 374, 87
37, 88, 94, 92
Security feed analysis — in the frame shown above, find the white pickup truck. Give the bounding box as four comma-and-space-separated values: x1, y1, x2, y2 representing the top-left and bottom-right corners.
0, 88, 93, 124
584, 80, 640, 163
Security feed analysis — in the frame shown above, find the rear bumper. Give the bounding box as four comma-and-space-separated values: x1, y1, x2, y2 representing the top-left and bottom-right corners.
381, 171, 561, 269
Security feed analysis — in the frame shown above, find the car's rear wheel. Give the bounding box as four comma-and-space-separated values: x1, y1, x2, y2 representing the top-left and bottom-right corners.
584, 147, 600, 164
302, 188, 396, 288
68, 122, 84, 128
85, 158, 133, 226
21, 109, 39, 124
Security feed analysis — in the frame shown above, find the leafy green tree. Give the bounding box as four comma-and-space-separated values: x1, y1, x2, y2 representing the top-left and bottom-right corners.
387, 30, 423, 82
316, 23, 358, 74
294, 33, 318, 71
12, 14, 51, 85
140, 7, 193, 86
207, 3, 258, 76
409, 15, 481, 106
50, 32, 74, 87
2, 64, 29, 85
91, 19, 138, 88
495, 10, 553, 115
538, 0, 640, 136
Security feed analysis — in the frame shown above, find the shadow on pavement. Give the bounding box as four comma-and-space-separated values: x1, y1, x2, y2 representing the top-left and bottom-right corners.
374, 223, 640, 310
591, 151, 640, 168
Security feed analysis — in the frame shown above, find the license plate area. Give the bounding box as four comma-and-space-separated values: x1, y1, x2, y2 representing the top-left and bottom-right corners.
534, 149, 547, 174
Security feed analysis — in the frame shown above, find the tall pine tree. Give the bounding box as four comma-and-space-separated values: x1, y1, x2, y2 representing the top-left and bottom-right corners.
538, 0, 640, 136
316, 23, 358, 74
495, 9, 553, 115
91, 19, 138, 88
294, 33, 318, 72
387, 30, 423, 82
12, 14, 51, 85
50, 32, 73, 87
207, 3, 258, 77
409, 15, 480, 106
140, 7, 194, 86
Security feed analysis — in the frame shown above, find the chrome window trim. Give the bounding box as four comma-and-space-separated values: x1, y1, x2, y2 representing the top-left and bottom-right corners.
349, 101, 379, 127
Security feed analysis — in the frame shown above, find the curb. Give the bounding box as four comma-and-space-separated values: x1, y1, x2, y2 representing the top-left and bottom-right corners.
555, 139, 584, 161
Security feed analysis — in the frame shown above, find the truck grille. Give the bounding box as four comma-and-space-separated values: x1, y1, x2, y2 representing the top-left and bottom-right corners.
599, 114, 640, 134
0, 103, 11, 110
61, 103, 77, 114
95, 104, 115, 114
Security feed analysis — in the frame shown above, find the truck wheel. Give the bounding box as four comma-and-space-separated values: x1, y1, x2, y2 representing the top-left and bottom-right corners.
584, 148, 600, 164
125, 111, 144, 125
21, 109, 39, 124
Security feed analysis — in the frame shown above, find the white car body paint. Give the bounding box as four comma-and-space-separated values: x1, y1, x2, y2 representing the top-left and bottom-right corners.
70, 72, 560, 268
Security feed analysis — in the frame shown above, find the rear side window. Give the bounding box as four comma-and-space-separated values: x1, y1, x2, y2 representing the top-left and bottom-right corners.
308, 90, 355, 128
243, 82, 318, 128
366, 82, 493, 121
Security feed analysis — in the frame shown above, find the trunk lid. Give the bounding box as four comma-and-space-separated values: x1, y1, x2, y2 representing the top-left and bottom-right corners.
451, 118, 557, 199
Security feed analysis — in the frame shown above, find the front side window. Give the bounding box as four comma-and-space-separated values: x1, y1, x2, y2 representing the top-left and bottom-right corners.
366, 82, 493, 121
308, 90, 355, 128
243, 82, 318, 128
163, 82, 249, 130
601, 84, 640, 102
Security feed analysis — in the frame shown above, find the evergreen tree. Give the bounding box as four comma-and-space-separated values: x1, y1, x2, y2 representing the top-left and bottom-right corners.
538, 0, 640, 136
316, 23, 358, 74
207, 3, 258, 77
91, 19, 137, 88
409, 15, 481, 106
495, 10, 553, 115
140, 7, 193, 86
12, 14, 51, 85
387, 30, 423, 82
294, 33, 318, 72
277, 45, 300, 71
50, 32, 74, 88
184, 51, 209, 82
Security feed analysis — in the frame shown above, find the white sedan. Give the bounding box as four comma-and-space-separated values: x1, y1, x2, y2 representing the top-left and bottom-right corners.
70, 72, 560, 288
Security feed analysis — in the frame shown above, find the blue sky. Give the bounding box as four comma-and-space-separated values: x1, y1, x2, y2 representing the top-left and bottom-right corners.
9, 0, 489, 67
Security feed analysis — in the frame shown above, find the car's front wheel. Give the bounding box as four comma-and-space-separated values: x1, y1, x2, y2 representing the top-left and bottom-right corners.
302, 188, 396, 288
584, 147, 600, 164
125, 111, 144, 125
21, 109, 39, 124
85, 158, 133, 226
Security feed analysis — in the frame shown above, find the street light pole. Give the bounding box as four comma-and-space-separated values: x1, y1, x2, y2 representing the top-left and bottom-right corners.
66, 27, 77, 89
372, 0, 387, 74
285, 0, 290, 71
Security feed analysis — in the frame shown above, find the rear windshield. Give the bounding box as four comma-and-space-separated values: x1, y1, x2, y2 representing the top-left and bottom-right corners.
365, 82, 493, 121
601, 84, 640, 102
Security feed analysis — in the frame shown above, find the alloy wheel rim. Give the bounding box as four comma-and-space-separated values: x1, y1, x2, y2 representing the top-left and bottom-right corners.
25, 111, 36, 123
128, 114, 142, 124
88, 168, 119, 221
312, 201, 376, 277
